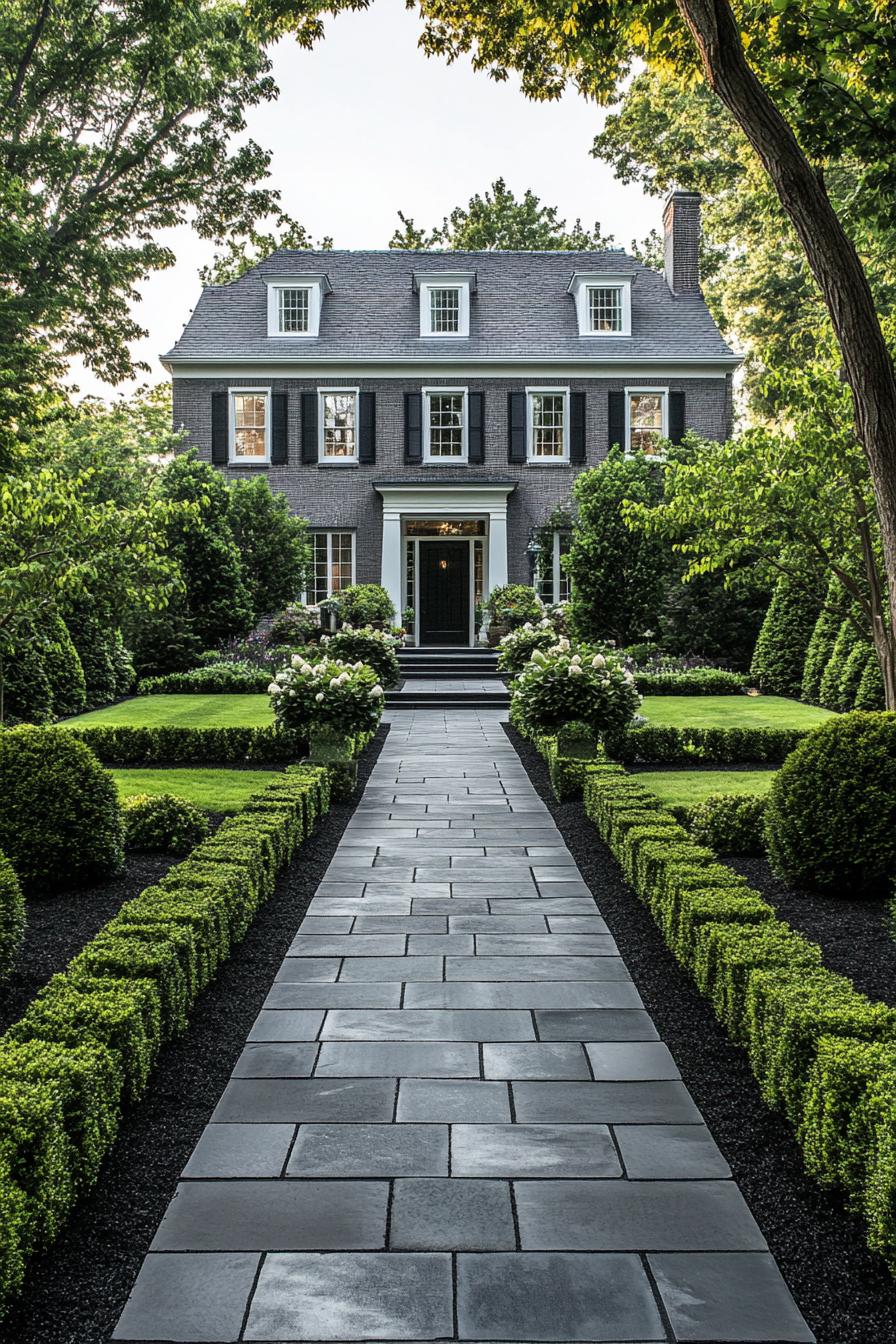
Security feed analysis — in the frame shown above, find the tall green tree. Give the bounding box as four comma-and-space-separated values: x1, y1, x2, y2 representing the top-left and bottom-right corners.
388, 178, 612, 250
200, 217, 333, 285
228, 476, 311, 619
0, 0, 307, 456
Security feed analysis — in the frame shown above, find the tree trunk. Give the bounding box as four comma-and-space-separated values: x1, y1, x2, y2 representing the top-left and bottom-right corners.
676, 0, 896, 708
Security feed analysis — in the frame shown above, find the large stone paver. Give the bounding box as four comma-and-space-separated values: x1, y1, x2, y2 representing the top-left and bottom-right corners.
113, 709, 814, 1344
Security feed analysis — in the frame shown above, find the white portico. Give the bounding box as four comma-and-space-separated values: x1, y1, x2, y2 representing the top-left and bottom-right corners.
374, 481, 516, 647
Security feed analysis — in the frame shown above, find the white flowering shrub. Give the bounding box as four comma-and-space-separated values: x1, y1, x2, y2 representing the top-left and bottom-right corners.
510, 642, 641, 739
269, 655, 384, 736
496, 620, 559, 678
320, 626, 401, 687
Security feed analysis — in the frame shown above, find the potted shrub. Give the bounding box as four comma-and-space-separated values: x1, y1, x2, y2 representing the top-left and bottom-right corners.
321, 626, 401, 688
485, 584, 545, 646
511, 640, 641, 749
269, 655, 384, 769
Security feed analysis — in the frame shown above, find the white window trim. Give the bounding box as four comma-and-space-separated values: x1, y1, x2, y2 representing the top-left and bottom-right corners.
534, 531, 570, 604
305, 530, 356, 604
568, 271, 633, 338
422, 386, 468, 464
418, 279, 471, 339
228, 386, 270, 464
317, 386, 360, 464
625, 386, 669, 457
266, 277, 325, 339
526, 386, 570, 465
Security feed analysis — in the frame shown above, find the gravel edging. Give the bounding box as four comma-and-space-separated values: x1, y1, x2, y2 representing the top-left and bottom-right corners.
0, 728, 387, 1344
506, 725, 896, 1344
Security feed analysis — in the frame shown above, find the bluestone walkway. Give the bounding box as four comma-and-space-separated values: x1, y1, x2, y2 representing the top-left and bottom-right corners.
113, 710, 814, 1344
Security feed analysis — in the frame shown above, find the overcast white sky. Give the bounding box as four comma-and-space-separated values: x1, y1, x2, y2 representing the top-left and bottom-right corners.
71, 0, 656, 399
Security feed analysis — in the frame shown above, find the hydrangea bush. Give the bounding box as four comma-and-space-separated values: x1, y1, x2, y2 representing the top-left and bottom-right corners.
496, 620, 560, 678
269, 655, 384, 738
321, 626, 400, 687
511, 640, 641, 740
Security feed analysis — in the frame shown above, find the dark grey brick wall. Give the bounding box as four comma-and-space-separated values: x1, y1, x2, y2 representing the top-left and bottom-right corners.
173, 374, 731, 586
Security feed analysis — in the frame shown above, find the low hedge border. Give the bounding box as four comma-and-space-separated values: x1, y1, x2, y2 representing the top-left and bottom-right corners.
137, 664, 272, 695
634, 668, 749, 695
582, 762, 896, 1273
605, 724, 809, 765
0, 763, 332, 1315
68, 724, 307, 765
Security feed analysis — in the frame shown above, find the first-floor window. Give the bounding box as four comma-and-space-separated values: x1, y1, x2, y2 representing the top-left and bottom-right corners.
230, 390, 269, 461
307, 531, 355, 603
536, 531, 571, 604
627, 389, 668, 456
424, 388, 466, 460
528, 389, 569, 462
320, 390, 358, 460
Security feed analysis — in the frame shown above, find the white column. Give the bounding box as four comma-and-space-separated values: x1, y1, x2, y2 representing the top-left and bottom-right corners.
380, 508, 403, 619
487, 507, 508, 594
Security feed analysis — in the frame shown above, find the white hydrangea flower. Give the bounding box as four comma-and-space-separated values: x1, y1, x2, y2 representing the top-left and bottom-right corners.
329, 677, 341, 689
522, 622, 533, 632
568, 665, 583, 676
289, 689, 296, 697
592, 654, 606, 669
570, 653, 582, 665
315, 692, 324, 702
370, 685, 384, 699
268, 682, 281, 695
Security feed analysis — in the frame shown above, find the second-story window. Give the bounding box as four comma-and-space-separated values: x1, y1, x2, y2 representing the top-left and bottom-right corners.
417, 275, 472, 338
320, 389, 358, 461
527, 389, 569, 463
230, 390, 269, 462
277, 286, 310, 333
429, 287, 460, 334
423, 388, 467, 461
588, 285, 624, 333
627, 389, 668, 455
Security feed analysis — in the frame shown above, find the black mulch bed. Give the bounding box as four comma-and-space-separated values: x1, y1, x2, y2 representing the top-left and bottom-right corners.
0, 728, 386, 1344
730, 856, 896, 1008
507, 725, 896, 1344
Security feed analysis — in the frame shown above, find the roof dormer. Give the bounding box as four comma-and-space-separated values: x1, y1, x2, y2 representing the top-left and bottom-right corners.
265, 274, 331, 339
413, 271, 476, 339
568, 271, 635, 338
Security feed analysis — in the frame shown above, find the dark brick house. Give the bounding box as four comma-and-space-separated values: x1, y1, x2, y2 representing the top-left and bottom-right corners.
163, 191, 737, 646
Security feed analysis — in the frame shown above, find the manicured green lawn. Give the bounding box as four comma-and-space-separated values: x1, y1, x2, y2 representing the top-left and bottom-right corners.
632, 768, 777, 808
112, 767, 281, 812
67, 694, 273, 728
640, 694, 833, 730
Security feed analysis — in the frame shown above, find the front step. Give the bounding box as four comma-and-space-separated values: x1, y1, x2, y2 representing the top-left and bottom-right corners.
386, 691, 510, 709
398, 650, 502, 679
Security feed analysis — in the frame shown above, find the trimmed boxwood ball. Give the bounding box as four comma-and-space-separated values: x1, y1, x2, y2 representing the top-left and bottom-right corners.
0, 851, 25, 983
0, 727, 125, 893
764, 712, 896, 893
123, 794, 210, 855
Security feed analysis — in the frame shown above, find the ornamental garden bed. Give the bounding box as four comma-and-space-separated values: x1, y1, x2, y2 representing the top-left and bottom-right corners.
507, 723, 896, 1344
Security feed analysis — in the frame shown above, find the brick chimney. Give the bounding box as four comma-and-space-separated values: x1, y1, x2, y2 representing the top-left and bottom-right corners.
663, 190, 701, 294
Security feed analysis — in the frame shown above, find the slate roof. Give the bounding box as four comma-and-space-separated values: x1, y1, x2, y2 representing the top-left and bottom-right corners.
163, 249, 736, 366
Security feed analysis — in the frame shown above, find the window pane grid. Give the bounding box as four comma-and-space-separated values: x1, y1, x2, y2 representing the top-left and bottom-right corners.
278, 287, 309, 333
588, 286, 623, 333
233, 393, 267, 459
429, 287, 460, 334
629, 393, 665, 455
427, 392, 464, 457
405, 539, 415, 615
531, 393, 565, 458
322, 393, 357, 458
308, 532, 354, 603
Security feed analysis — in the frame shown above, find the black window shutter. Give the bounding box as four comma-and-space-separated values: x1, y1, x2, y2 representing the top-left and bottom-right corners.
271, 393, 288, 464
359, 392, 376, 464
211, 392, 228, 464
608, 390, 626, 452
508, 391, 527, 463
468, 391, 484, 464
405, 392, 422, 463
669, 390, 686, 444
570, 391, 586, 464
301, 392, 318, 463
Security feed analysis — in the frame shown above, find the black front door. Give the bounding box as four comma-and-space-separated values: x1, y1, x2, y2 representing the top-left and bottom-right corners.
419, 542, 470, 646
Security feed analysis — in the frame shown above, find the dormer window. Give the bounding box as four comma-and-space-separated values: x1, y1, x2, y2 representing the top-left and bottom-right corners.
415, 271, 475, 339
266, 275, 330, 338
568, 271, 633, 338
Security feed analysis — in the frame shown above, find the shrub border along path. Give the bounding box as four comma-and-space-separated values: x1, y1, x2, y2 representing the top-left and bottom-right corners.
0, 731, 383, 1336
507, 725, 896, 1344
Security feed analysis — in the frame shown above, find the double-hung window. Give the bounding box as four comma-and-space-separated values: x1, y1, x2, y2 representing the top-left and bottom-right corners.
319, 389, 359, 462
416, 274, 472, 338
229, 389, 270, 462
626, 388, 668, 456
527, 388, 569, 464
569, 272, 633, 337
265, 276, 327, 338
306, 531, 355, 604
587, 285, 624, 333
536, 531, 572, 604
423, 387, 467, 462
277, 287, 309, 333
